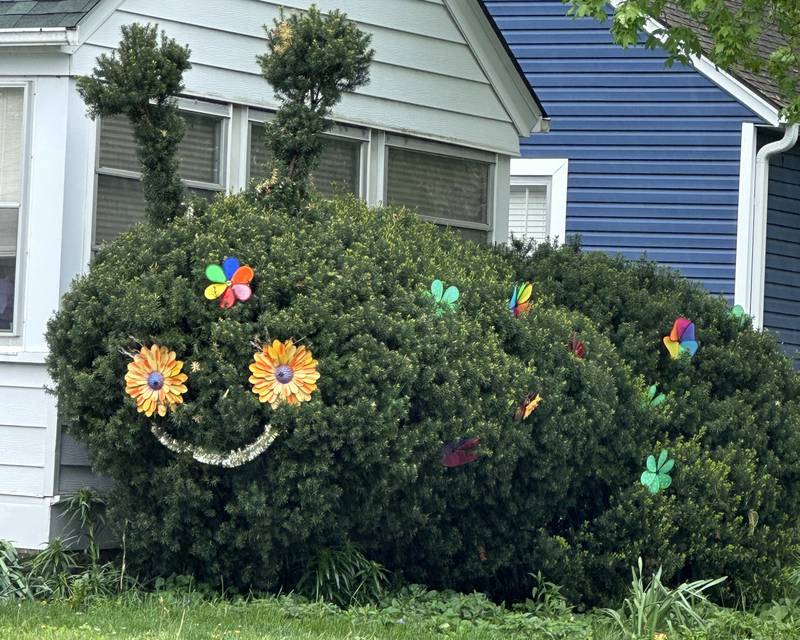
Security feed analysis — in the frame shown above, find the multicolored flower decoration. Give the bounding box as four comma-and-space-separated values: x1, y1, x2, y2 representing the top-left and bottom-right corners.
124, 345, 188, 418
441, 437, 480, 467
640, 450, 674, 495
508, 282, 533, 316
663, 317, 699, 359
426, 279, 460, 316
514, 391, 542, 422
204, 257, 254, 309
643, 384, 666, 409
249, 339, 320, 409
569, 331, 585, 359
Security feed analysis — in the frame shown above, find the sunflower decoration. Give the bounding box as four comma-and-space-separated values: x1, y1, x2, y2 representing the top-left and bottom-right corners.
249, 339, 320, 409
124, 345, 188, 418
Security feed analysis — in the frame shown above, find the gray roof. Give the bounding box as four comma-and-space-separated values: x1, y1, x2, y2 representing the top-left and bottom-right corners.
660, 0, 786, 109
0, 0, 102, 29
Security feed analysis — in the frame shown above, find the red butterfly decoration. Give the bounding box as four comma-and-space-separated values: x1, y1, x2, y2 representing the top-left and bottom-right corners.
441, 437, 480, 467
569, 332, 585, 359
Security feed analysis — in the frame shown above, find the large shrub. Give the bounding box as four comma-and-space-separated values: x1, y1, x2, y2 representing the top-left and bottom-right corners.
503, 242, 800, 603
47, 196, 654, 600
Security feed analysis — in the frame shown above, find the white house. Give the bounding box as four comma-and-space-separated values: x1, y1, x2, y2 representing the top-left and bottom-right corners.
0, 0, 546, 548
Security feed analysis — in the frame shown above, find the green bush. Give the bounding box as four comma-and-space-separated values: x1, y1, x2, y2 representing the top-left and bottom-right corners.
503, 242, 800, 602
47, 195, 646, 600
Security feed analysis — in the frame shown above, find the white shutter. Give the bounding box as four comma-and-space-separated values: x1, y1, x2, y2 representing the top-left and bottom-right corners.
0, 88, 23, 204
508, 184, 549, 243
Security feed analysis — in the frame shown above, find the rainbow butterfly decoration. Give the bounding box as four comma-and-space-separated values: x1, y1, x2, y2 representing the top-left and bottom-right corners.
205, 257, 254, 309
663, 317, 698, 359
508, 282, 533, 316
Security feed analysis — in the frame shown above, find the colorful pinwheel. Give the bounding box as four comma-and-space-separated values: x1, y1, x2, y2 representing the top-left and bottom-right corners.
663, 317, 698, 359
569, 332, 585, 359
643, 384, 666, 409
508, 282, 533, 316
204, 257, 254, 309
514, 391, 542, 422
441, 437, 480, 467
640, 450, 674, 495
427, 279, 459, 316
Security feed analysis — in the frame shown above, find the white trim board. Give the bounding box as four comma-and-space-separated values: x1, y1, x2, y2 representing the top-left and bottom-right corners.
608, 0, 781, 126
509, 158, 568, 243
734, 122, 757, 310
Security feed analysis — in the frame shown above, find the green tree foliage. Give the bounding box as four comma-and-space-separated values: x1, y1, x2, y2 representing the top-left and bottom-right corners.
503, 241, 800, 603
76, 23, 192, 226
255, 7, 374, 208
566, 0, 800, 122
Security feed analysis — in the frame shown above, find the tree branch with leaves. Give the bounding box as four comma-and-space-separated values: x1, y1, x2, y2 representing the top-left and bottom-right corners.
567, 0, 800, 122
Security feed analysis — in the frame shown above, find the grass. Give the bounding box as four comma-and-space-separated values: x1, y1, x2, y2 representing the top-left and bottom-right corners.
0, 596, 539, 640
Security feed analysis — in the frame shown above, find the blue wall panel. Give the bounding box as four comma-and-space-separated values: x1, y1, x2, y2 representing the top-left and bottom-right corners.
485, 0, 763, 296
763, 134, 800, 366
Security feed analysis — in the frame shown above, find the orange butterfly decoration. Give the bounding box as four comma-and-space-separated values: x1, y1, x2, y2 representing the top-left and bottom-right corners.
514, 391, 542, 422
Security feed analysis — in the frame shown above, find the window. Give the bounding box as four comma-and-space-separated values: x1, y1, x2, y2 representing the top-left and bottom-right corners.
248, 120, 362, 198
0, 87, 24, 333
384, 136, 493, 242
508, 158, 568, 244
94, 107, 226, 247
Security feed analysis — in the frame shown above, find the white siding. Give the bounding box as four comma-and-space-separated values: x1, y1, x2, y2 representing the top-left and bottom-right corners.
70, 0, 522, 155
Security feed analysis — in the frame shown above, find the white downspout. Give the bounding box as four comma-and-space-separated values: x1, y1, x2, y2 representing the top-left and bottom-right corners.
748, 124, 799, 329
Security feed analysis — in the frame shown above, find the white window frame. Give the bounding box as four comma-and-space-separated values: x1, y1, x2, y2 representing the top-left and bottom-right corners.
245, 108, 369, 199
383, 133, 497, 240
91, 98, 230, 251
509, 158, 568, 243
0, 81, 31, 338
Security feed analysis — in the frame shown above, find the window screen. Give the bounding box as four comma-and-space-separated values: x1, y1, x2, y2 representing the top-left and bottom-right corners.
508, 184, 549, 243
94, 112, 224, 247
0, 88, 24, 332
249, 121, 360, 198
386, 147, 490, 229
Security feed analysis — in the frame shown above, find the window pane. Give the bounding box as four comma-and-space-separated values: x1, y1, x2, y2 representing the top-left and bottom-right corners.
249, 122, 360, 196
181, 111, 222, 184
0, 88, 23, 332
95, 175, 145, 246
387, 147, 489, 225
0, 208, 18, 331
99, 112, 223, 184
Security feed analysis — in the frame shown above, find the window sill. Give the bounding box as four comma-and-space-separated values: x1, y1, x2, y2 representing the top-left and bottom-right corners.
0, 349, 48, 364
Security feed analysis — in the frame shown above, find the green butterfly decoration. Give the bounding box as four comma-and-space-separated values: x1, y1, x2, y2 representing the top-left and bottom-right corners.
640, 450, 674, 495
730, 304, 747, 326
643, 384, 666, 409
426, 279, 459, 316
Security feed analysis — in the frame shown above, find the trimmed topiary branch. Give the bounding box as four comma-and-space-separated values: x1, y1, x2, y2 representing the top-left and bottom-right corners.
255, 6, 374, 208
77, 23, 192, 226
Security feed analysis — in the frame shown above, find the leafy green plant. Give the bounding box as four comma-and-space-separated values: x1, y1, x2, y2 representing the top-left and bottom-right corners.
514, 571, 574, 618
29, 538, 77, 599
0, 540, 33, 601
297, 543, 387, 606
602, 557, 725, 638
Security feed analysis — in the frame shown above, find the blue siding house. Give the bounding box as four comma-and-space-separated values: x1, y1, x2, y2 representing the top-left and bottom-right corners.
484, 0, 799, 365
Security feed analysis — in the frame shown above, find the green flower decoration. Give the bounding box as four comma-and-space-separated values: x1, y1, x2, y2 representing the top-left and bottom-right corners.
643, 384, 666, 409
730, 304, 747, 326
426, 279, 459, 316
640, 450, 674, 495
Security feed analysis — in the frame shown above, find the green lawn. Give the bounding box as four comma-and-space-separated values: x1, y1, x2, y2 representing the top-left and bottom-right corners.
0, 597, 542, 640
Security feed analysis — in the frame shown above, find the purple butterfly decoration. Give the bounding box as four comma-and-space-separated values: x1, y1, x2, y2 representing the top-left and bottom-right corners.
441, 437, 480, 468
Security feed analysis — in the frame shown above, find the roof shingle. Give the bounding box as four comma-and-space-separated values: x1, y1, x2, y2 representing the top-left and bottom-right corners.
0, 0, 101, 29
659, 0, 787, 108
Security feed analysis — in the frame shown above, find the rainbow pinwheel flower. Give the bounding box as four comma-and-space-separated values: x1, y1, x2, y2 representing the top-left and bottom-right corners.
124, 345, 188, 418
204, 257, 254, 309
640, 450, 674, 495
663, 317, 698, 359
508, 282, 533, 316
249, 339, 320, 409
426, 279, 459, 316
